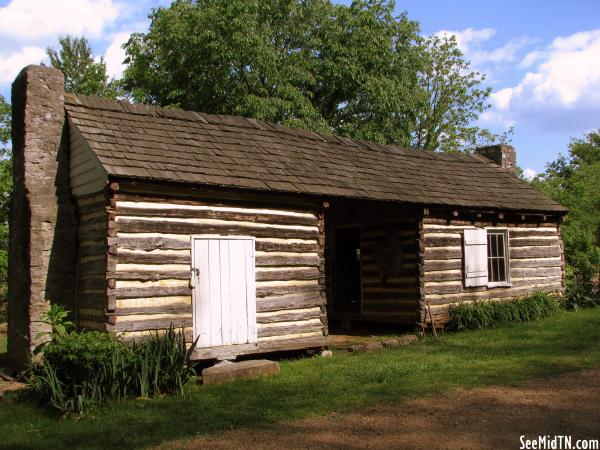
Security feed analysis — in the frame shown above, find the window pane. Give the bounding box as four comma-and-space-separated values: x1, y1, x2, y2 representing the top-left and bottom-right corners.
497, 234, 504, 257
488, 258, 493, 282
498, 257, 506, 282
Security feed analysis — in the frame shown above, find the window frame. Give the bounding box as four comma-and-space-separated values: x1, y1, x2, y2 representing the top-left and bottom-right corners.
485, 228, 511, 288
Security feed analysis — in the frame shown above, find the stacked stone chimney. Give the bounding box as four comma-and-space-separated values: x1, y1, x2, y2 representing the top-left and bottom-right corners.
7, 65, 78, 372
475, 144, 518, 176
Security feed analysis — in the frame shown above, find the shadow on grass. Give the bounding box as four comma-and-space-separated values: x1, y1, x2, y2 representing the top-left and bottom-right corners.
1, 309, 599, 450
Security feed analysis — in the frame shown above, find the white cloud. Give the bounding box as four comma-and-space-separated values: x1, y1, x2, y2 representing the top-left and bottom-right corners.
522, 168, 537, 180
436, 27, 496, 55
0, 0, 120, 40
104, 31, 131, 78
435, 28, 531, 67
0, 46, 46, 84
488, 29, 600, 132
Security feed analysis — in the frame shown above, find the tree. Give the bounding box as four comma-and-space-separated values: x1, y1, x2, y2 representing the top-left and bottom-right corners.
46, 35, 119, 98
532, 130, 600, 285
122, 0, 501, 150
0, 95, 11, 307
412, 35, 510, 152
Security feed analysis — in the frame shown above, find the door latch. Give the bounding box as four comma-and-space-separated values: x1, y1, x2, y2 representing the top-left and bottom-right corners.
189, 268, 200, 288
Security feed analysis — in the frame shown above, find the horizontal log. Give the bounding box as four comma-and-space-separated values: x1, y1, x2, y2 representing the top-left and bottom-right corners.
329, 311, 418, 324
112, 285, 192, 299
257, 293, 325, 312
422, 259, 462, 271
116, 236, 191, 250
190, 336, 329, 360
255, 268, 319, 282
510, 246, 561, 259
118, 252, 190, 264
78, 276, 107, 292
78, 259, 107, 275
79, 218, 109, 231
255, 255, 320, 267
362, 276, 419, 288
257, 309, 322, 324
117, 207, 318, 227
78, 291, 108, 307
362, 253, 419, 264
79, 239, 107, 254
511, 276, 562, 288
257, 321, 324, 338
77, 201, 108, 218
116, 219, 319, 239
256, 283, 319, 298
425, 283, 563, 305
109, 317, 192, 332
115, 236, 320, 253
423, 247, 462, 260
423, 270, 462, 282
506, 228, 558, 237
362, 301, 418, 313
509, 237, 561, 247
361, 264, 419, 277
424, 236, 462, 247
256, 241, 320, 253
362, 288, 419, 299
423, 218, 558, 227
510, 267, 563, 278
510, 258, 562, 269
114, 190, 320, 213
115, 303, 192, 316
424, 283, 463, 295
114, 271, 191, 281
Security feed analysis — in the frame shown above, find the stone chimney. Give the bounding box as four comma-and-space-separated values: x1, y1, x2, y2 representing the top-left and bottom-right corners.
7, 66, 78, 372
475, 144, 518, 176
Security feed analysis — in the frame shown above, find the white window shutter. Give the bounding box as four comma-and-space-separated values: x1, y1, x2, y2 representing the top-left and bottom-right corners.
463, 229, 488, 287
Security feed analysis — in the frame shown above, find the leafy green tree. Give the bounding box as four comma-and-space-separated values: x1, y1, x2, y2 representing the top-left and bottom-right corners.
122, 0, 501, 150
0, 95, 11, 309
413, 35, 509, 152
0, 95, 9, 150
532, 130, 600, 285
47, 35, 119, 98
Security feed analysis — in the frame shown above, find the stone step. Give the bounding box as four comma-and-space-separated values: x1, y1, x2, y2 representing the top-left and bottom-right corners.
202, 359, 280, 385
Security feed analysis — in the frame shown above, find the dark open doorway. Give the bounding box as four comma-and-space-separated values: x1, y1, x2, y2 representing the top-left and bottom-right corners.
333, 226, 362, 314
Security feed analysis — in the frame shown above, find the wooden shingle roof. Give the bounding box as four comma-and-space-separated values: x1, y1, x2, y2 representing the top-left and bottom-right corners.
64, 93, 567, 213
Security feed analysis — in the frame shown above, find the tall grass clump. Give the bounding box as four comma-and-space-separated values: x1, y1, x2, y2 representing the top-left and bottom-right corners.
28, 312, 198, 415
448, 292, 562, 331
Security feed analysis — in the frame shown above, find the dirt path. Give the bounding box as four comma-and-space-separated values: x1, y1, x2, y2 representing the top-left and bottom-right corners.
165, 369, 600, 450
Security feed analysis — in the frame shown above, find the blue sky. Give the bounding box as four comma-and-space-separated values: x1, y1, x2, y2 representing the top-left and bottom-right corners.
1, 0, 599, 177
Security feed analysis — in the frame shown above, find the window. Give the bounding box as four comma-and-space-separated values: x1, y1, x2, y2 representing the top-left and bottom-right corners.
463, 228, 510, 288
487, 230, 510, 286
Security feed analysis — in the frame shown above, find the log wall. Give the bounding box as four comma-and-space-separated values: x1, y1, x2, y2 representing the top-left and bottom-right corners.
76, 191, 110, 330
420, 214, 565, 325
107, 191, 327, 347
326, 201, 420, 323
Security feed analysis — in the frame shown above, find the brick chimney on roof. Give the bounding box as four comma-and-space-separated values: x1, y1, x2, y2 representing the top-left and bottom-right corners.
475, 144, 518, 176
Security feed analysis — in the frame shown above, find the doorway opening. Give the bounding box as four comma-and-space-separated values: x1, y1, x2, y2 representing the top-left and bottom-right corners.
333, 226, 362, 314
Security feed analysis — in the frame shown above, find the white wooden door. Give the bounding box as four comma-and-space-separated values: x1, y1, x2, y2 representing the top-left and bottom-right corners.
192, 236, 257, 348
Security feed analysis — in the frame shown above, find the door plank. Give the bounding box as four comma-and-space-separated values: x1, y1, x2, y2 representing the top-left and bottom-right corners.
219, 240, 232, 346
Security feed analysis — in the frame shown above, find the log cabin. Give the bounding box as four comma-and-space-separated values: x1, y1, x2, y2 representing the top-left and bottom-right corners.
7, 66, 568, 370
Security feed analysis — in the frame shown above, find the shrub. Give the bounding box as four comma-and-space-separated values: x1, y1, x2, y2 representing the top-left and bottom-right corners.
447, 292, 562, 331
29, 326, 198, 415
562, 280, 600, 310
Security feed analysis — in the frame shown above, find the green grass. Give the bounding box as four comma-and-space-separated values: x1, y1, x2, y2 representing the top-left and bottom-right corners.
2, 309, 600, 450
